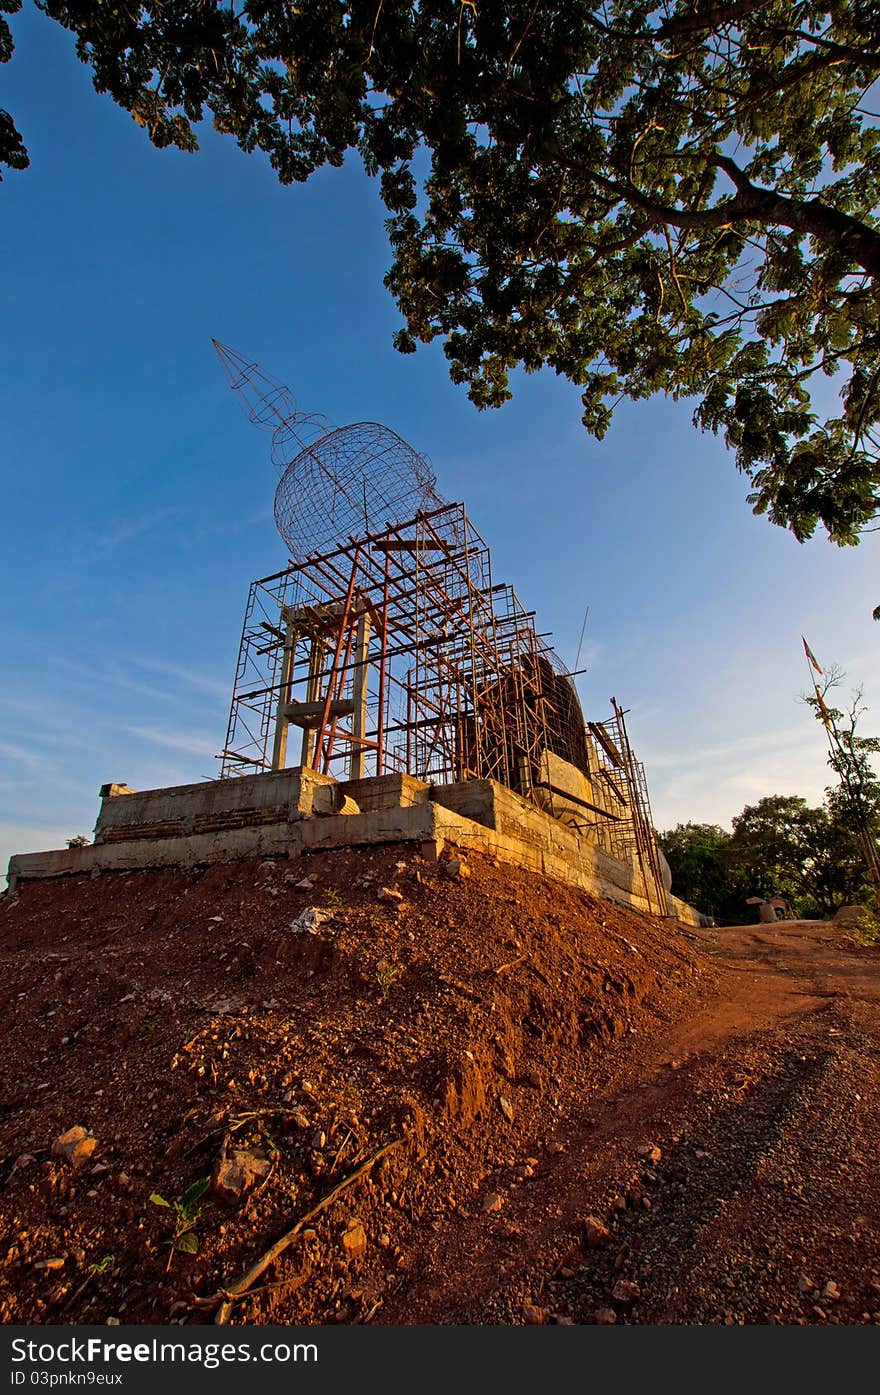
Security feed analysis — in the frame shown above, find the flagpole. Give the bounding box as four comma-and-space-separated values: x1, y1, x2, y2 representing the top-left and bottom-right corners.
801, 635, 834, 746
801, 636, 880, 907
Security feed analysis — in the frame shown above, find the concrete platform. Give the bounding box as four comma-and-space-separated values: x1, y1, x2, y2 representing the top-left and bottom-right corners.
5, 769, 701, 926
92, 767, 339, 844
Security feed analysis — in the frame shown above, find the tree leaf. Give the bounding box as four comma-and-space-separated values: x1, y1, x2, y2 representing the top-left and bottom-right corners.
8, 1, 880, 541
180, 1176, 211, 1214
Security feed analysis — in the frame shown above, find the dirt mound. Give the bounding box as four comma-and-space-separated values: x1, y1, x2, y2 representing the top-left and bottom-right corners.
0, 845, 709, 1324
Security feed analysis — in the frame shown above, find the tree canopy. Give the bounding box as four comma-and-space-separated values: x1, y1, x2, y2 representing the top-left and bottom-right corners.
659, 789, 875, 921
728, 792, 870, 916
4, 2, 880, 542
654, 820, 746, 921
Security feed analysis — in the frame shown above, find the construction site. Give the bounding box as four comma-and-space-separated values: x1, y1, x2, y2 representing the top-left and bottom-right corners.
2, 348, 879, 1329
6, 343, 689, 925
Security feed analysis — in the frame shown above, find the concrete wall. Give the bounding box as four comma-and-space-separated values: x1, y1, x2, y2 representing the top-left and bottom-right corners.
6, 769, 703, 924
534, 749, 596, 826
429, 779, 668, 916
93, 767, 338, 844
338, 773, 429, 812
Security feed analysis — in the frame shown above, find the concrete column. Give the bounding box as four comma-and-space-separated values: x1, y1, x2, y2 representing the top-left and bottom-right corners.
270, 622, 297, 771
348, 613, 372, 781
515, 752, 532, 799
300, 638, 325, 768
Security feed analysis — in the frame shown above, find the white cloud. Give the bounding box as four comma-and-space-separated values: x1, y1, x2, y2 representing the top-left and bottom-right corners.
127, 656, 230, 701
649, 730, 836, 832
0, 741, 48, 773
92, 507, 182, 552
125, 724, 217, 757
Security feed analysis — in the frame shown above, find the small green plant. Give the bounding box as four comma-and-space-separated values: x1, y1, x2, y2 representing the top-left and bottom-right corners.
88, 1254, 113, 1277
847, 907, 880, 946
376, 961, 400, 999
325, 887, 343, 908
150, 1177, 211, 1267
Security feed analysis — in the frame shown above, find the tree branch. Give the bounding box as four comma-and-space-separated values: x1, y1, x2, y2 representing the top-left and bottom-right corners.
656, 0, 769, 41
770, 28, 880, 71
572, 155, 880, 282
550, 217, 657, 305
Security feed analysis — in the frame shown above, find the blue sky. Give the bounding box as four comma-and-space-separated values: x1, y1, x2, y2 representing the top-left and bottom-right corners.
2, 8, 878, 879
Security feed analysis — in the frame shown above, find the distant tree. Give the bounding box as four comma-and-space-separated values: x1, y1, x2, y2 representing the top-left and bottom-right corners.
728, 793, 870, 917
657, 821, 744, 921
65, 834, 90, 848
3, 3, 880, 544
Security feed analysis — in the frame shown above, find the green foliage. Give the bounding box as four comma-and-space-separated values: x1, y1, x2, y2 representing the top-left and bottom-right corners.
5, 3, 879, 540
375, 959, 399, 999
149, 1176, 211, 1261
803, 666, 880, 903
661, 791, 875, 921
657, 821, 745, 922
843, 905, 880, 946
805, 674, 880, 829
65, 834, 90, 849
727, 794, 869, 918
0, 1, 27, 179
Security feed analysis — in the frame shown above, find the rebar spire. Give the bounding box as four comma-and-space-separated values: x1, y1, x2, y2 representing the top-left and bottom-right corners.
214, 339, 440, 562
212, 339, 330, 463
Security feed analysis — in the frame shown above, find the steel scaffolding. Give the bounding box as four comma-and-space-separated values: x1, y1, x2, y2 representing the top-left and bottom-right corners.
211, 343, 670, 916
221, 502, 585, 793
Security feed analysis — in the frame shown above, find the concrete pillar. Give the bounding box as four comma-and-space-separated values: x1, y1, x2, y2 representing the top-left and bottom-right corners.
348, 613, 372, 781
515, 752, 532, 799
300, 638, 325, 769
271, 622, 297, 772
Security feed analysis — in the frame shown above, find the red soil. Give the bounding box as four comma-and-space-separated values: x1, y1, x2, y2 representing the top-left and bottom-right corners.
0, 847, 877, 1325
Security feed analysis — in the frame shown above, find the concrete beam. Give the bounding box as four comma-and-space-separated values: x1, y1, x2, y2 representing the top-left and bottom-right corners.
339, 773, 429, 812
283, 699, 355, 728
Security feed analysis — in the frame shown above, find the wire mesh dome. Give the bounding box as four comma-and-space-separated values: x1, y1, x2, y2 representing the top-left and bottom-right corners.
530, 644, 592, 777
274, 421, 441, 561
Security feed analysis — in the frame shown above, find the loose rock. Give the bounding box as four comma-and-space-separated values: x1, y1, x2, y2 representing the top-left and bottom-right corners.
625, 1177, 643, 1206
594, 1308, 617, 1325
288, 907, 334, 936
51, 1127, 96, 1171
212, 1150, 271, 1203
441, 860, 471, 881
584, 1215, 610, 1249
522, 1301, 548, 1325
637, 1143, 662, 1163
612, 1280, 641, 1306
342, 1221, 367, 1259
